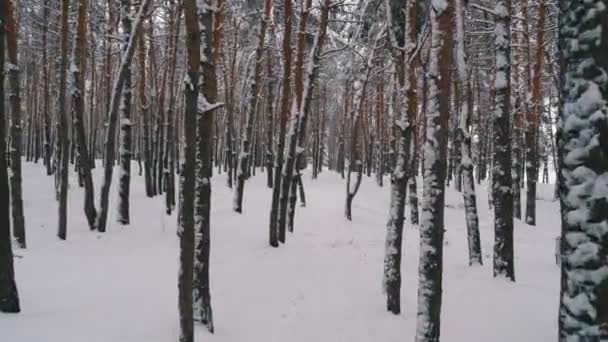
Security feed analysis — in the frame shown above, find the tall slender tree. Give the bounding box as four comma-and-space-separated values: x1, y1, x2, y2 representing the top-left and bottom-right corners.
492, 0, 515, 281
57, 0, 70, 240
117, 0, 134, 225
179, 0, 200, 340
71, 0, 97, 230
193, 0, 220, 332
3, 0, 26, 248
0, 8, 20, 313
455, 0, 482, 265
415, 0, 452, 339
269, 0, 293, 247
233, 0, 273, 213
95, 0, 151, 232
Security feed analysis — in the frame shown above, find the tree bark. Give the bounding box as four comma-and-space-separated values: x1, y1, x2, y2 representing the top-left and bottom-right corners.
193, 1, 218, 332
415, 0, 452, 339
95, 0, 152, 233
492, 0, 515, 281
0, 11, 20, 313
269, 0, 293, 247
3, 0, 26, 248
71, 0, 97, 230
558, 0, 608, 338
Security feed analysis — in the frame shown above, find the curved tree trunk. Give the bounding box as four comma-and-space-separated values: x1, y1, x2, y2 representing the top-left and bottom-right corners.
95, 0, 151, 233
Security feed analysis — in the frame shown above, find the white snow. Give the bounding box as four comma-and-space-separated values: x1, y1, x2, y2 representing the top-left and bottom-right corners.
1, 162, 561, 342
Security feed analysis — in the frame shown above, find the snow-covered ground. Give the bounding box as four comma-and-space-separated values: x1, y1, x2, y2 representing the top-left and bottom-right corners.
2, 163, 561, 342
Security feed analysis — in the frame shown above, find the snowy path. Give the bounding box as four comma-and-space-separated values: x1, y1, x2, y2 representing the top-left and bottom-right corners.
2, 163, 560, 342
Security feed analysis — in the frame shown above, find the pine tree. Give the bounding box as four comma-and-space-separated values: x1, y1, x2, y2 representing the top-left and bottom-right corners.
268, 0, 293, 247
179, 0, 200, 340
492, 0, 515, 281
3, 0, 26, 248
95, 0, 150, 232
0, 9, 20, 313
57, 0, 70, 240
117, 0, 133, 225
455, 0, 482, 265
71, 0, 97, 230
415, 0, 452, 339
193, 0, 220, 332
558, 0, 608, 338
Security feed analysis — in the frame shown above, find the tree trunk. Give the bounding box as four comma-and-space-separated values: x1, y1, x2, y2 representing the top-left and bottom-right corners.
415, 0, 452, 339
234, 0, 273, 213
56, 0, 70, 240
0, 12, 20, 313
558, 1, 608, 339
268, 0, 293, 247
139, 27, 154, 197
382, 0, 416, 315
4, 0, 26, 248
524, 0, 545, 226
95, 0, 152, 233
193, 2, 218, 333
71, 0, 97, 230
454, 0, 482, 265
116, 0, 134, 225
492, 0, 515, 281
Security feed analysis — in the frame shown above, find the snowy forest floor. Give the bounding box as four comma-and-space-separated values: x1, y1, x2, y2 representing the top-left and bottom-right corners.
2, 162, 561, 342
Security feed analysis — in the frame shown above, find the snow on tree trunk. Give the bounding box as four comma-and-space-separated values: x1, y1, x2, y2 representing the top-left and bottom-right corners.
279, 0, 331, 241
95, 0, 152, 233
117, 0, 133, 225
193, 1, 218, 333
268, 0, 293, 247
382, 0, 416, 315
454, 0, 482, 265
71, 0, 97, 230
414, 0, 452, 339
233, 0, 272, 213
178, 1, 202, 341
558, 0, 608, 338
3, 0, 26, 248
492, 0, 515, 280
0, 13, 20, 313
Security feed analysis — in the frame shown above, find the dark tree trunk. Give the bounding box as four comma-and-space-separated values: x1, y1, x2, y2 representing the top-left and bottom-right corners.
95, 0, 151, 233
268, 0, 293, 247
57, 0, 70, 240
0, 12, 20, 313
4, 0, 26, 248
116, 0, 133, 226
492, 0, 515, 281
71, 0, 97, 230
193, 2, 216, 332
